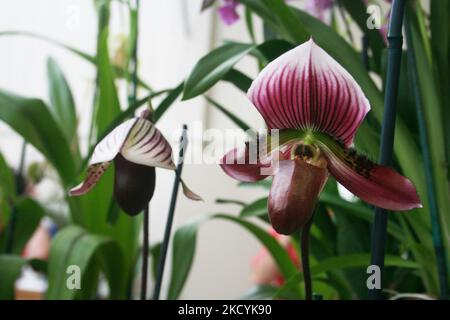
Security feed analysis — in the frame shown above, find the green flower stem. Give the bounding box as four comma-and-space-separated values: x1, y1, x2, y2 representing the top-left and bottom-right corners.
300, 214, 314, 300
124, 0, 147, 300
140, 205, 149, 300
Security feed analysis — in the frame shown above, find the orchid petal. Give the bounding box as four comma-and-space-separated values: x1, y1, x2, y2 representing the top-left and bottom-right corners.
316, 135, 422, 211
269, 159, 328, 235
181, 179, 203, 201
69, 162, 110, 196
89, 119, 137, 165
121, 118, 176, 170
121, 118, 202, 201
247, 39, 370, 147
220, 142, 271, 182
220, 130, 305, 182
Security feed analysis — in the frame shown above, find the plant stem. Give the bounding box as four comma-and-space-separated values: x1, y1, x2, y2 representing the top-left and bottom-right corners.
368, 0, 406, 300
405, 15, 449, 299
301, 215, 314, 300
140, 205, 149, 300
127, 0, 145, 300
88, 2, 110, 146
153, 125, 188, 300
128, 0, 139, 106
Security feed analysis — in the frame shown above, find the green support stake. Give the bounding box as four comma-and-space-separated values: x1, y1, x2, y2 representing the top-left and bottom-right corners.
368, 0, 406, 300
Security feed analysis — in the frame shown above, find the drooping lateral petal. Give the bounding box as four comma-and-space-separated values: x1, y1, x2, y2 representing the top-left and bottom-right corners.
89, 118, 137, 165
220, 144, 271, 182
220, 134, 285, 182
316, 136, 422, 211
220, 131, 304, 182
247, 39, 370, 147
121, 118, 176, 170
69, 162, 110, 196
180, 179, 203, 201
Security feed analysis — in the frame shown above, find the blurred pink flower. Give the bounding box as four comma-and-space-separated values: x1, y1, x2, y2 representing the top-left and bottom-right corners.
22, 221, 52, 260
218, 0, 240, 25
304, 0, 333, 22
251, 228, 300, 286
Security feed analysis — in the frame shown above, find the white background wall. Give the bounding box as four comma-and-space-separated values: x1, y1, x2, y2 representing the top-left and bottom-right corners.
0, 0, 270, 299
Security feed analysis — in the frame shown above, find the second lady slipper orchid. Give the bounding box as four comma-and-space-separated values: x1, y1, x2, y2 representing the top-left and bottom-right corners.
220, 39, 421, 235
69, 110, 201, 215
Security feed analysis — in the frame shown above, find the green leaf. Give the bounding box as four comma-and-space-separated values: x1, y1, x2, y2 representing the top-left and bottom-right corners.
154, 82, 184, 122
241, 285, 279, 300
238, 0, 281, 37
204, 96, 251, 131
46, 57, 78, 148
0, 254, 26, 299
0, 152, 15, 220
0, 31, 152, 91
222, 69, 253, 93
151, 242, 162, 281
0, 89, 76, 186
319, 192, 404, 240
275, 254, 420, 299
244, 7, 256, 44
0, 198, 44, 254
240, 197, 267, 218
182, 43, 255, 100
0, 31, 94, 62
259, 0, 309, 44
430, 0, 450, 171
94, 27, 121, 140
167, 214, 299, 299
238, 179, 272, 190
255, 39, 294, 63
337, 0, 385, 72
406, 7, 450, 248
47, 226, 126, 299
215, 198, 246, 207
167, 222, 197, 300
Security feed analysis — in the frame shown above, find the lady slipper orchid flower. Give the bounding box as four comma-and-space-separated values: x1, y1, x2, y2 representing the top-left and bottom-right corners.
69, 111, 201, 215
220, 39, 421, 235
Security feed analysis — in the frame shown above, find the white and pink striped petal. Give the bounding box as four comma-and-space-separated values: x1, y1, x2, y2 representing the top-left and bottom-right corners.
247, 39, 370, 148
89, 119, 137, 165
70, 117, 201, 201
121, 118, 175, 170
